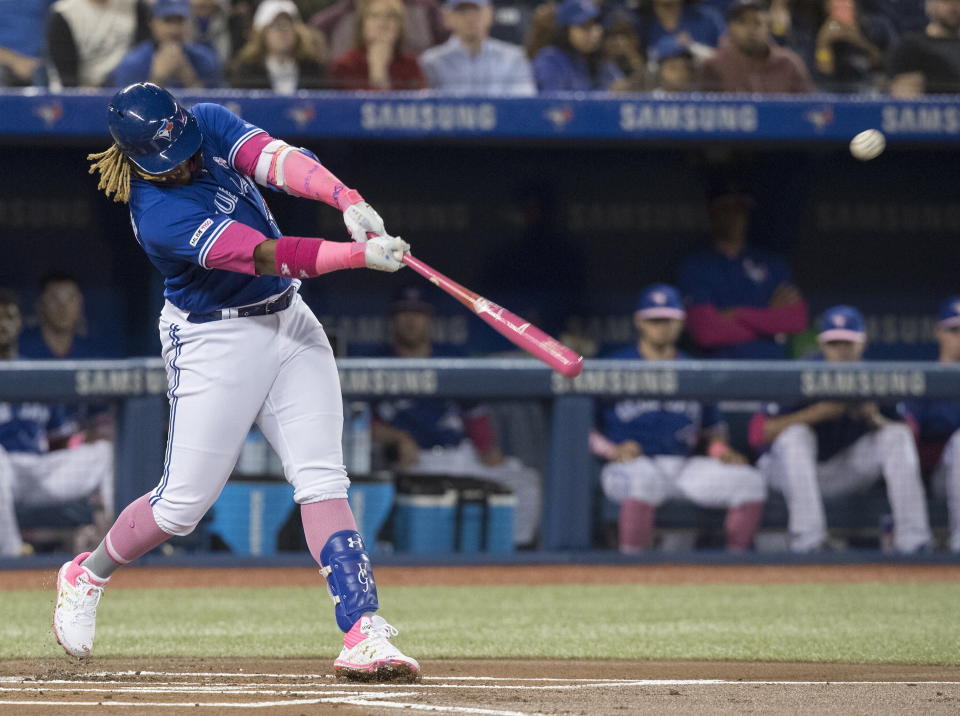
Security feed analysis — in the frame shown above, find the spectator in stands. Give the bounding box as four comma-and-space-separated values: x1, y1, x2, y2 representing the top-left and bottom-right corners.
888, 0, 960, 97
106, 0, 222, 88
699, 0, 814, 92
752, 305, 932, 553
0, 289, 114, 558
593, 283, 766, 554
229, 0, 326, 91
791, 0, 895, 93
369, 286, 542, 547
872, 0, 930, 35
0, 0, 50, 87
650, 33, 697, 91
330, 0, 427, 89
532, 0, 625, 90
312, 0, 446, 61
46, 0, 149, 87
639, 0, 725, 62
524, 0, 557, 59
420, 0, 536, 95
190, 0, 244, 66
677, 182, 809, 359
603, 11, 648, 88
19, 273, 96, 360
910, 297, 960, 553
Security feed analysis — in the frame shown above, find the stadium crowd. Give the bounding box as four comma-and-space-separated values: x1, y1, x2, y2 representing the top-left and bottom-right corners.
0, 0, 957, 95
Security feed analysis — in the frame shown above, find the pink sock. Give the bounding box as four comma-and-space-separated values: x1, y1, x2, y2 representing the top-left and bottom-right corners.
725, 501, 764, 551
100, 494, 172, 565
619, 500, 655, 553
301, 498, 359, 566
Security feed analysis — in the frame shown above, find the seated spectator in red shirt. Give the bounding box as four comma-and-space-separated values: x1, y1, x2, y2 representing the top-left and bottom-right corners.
106, 0, 222, 88
888, 0, 960, 97
229, 0, 326, 92
312, 0, 446, 61
331, 0, 427, 89
699, 0, 814, 92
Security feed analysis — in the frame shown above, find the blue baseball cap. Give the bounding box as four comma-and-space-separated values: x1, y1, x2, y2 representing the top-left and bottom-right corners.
635, 283, 685, 320
152, 0, 191, 18
652, 36, 694, 63
556, 0, 600, 27
818, 305, 866, 343
391, 285, 434, 315
938, 296, 960, 327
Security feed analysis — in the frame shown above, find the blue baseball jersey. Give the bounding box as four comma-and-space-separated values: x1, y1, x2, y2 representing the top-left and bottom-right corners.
128, 103, 291, 315
598, 346, 722, 456
373, 345, 477, 449
0, 402, 73, 454
18, 327, 99, 359
678, 246, 793, 359
910, 400, 960, 443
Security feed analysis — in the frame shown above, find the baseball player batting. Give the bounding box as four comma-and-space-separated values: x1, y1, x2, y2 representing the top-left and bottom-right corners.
53, 82, 419, 682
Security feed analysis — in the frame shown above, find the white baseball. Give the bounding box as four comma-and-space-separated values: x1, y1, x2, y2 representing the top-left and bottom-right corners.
849, 129, 886, 161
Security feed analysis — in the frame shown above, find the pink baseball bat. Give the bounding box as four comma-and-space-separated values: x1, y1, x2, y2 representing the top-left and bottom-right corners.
402, 253, 584, 378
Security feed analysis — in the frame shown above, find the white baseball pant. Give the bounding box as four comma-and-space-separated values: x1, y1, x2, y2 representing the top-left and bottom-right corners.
931, 428, 960, 552
600, 455, 766, 508
759, 423, 932, 553
153, 292, 349, 536
0, 440, 113, 556
404, 440, 541, 546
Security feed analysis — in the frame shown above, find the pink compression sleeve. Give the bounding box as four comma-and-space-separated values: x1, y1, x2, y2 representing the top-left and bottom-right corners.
233, 132, 272, 174
732, 301, 809, 337
205, 221, 267, 274
275, 150, 363, 210
685, 304, 759, 347
102, 494, 172, 565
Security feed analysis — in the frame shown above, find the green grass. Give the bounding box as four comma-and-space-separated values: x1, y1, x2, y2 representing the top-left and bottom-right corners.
7, 583, 960, 663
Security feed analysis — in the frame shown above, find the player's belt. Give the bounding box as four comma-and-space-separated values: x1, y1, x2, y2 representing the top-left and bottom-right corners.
186, 286, 296, 324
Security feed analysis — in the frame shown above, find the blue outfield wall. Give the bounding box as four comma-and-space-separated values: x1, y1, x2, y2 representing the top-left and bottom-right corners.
1, 89, 960, 141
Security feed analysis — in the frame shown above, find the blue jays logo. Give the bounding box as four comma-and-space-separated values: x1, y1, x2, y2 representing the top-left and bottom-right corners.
287, 104, 316, 129
743, 258, 768, 284
545, 106, 574, 130
832, 314, 846, 328
213, 156, 229, 170
154, 120, 175, 142
652, 291, 667, 305
805, 105, 834, 133
34, 101, 63, 128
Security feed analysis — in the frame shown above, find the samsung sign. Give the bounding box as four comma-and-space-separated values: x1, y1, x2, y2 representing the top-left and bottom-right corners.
619, 103, 758, 133
360, 102, 497, 131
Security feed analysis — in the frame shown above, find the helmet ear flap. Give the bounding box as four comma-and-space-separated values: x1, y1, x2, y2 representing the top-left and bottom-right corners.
107, 83, 203, 175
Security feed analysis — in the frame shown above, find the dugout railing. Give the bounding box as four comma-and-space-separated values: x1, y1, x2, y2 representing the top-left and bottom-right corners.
1, 358, 958, 558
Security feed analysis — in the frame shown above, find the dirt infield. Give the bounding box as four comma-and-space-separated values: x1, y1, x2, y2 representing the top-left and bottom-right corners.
0, 658, 958, 715
2, 565, 959, 713
3, 563, 960, 591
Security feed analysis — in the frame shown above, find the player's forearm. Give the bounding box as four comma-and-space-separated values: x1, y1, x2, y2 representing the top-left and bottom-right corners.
731, 301, 809, 337
234, 135, 361, 211
754, 405, 830, 445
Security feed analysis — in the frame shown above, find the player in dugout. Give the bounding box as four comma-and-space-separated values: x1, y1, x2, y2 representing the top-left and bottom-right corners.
591, 283, 767, 553
752, 305, 932, 553
52, 82, 420, 682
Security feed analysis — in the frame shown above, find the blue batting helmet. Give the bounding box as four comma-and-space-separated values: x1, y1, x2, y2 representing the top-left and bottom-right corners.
107, 83, 202, 175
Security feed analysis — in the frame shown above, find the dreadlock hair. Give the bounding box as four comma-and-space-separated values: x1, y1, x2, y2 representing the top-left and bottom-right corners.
87, 144, 132, 203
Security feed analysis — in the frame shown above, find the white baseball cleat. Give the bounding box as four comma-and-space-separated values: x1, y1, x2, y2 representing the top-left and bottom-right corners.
53, 552, 108, 658
334, 615, 421, 683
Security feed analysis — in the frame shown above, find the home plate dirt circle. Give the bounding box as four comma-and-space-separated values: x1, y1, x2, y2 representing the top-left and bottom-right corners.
0, 659, 958, 715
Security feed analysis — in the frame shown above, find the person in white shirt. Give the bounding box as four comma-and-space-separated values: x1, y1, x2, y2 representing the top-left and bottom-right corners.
420, 0, 535, 95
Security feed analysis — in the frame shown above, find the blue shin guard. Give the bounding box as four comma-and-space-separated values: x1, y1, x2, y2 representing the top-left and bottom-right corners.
319, 530, 380, 632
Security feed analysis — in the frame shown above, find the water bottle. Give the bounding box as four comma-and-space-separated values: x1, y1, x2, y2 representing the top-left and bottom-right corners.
236, 426, 268, 476
343, 401, 372, 476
